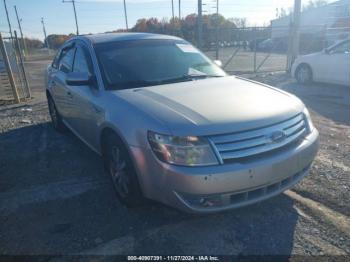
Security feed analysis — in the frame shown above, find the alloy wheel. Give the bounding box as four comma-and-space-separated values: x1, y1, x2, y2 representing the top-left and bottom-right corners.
297, 66, 311, 84
109, 146, 130, 198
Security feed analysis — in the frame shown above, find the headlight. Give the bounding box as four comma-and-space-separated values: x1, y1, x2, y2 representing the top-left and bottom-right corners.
148, 131, 219, 166
303, 108, 314, 133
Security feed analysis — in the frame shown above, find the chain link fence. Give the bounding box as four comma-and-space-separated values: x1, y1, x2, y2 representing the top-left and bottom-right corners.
203, 25, 350, 74
0, 30, 30, 105
202, 27, 288, 74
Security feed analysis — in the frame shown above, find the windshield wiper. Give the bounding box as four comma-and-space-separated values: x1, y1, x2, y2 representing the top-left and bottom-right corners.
157, 73, 223, 85
108, 74, 223, 90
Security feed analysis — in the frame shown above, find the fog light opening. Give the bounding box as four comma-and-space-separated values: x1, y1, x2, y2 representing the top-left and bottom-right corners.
199, 197, 221, 207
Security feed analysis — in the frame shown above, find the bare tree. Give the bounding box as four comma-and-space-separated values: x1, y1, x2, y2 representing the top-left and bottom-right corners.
303, 0, 328, 12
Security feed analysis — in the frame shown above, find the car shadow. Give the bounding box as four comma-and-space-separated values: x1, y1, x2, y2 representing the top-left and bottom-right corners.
0, 123, 299, 256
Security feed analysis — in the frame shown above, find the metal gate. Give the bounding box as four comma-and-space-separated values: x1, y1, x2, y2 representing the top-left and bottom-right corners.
0, 30, 30, 105
204, 27, 289, 75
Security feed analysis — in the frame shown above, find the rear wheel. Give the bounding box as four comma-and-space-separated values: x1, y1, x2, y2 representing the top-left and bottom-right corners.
47, 96, 66, 132
296, 64, 313, 84
103, 134, 144, 207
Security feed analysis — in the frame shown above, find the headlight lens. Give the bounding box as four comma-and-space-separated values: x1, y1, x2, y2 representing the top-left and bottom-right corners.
148, 131, 219, 166
303, 108, 314, 133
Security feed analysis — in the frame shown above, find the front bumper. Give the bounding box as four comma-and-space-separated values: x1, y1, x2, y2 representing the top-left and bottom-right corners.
130, 129, 319, 213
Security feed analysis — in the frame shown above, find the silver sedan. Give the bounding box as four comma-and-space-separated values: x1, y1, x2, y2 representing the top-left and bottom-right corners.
46, 33, 319, 213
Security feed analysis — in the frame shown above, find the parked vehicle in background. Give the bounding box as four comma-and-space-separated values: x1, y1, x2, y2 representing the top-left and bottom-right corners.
257, 39, 273, 52
46, 33, 319, 213
249, 38, 267, 51
292, 38, 350, 86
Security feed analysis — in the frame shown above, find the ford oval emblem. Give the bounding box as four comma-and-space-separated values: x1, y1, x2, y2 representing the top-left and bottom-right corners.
268, 131, 286, 143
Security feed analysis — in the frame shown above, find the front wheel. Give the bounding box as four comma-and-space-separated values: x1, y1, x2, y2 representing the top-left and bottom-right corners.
103, 134, 144, 207
296, 64, 313, 85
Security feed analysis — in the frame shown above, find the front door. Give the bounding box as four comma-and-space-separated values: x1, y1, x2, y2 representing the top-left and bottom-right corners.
51, 45, 76, 120
65, 42, 103, 149
325, 40, 350, 85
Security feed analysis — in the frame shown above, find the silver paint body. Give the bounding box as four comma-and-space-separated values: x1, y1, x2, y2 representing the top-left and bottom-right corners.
46, 33, 319, 213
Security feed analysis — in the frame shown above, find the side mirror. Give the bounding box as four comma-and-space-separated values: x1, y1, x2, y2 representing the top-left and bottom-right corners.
214, 60, 223, 67
66, 72, 94, 86
324, 48, 330, 55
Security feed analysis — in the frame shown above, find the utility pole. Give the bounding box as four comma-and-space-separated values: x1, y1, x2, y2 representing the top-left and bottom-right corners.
178, 0, 181, 20
14, 5, 28, 57
292, 0, 301, 62
3, 0, 13, 38
171, 0, 175, 22
123, 0, 129, 30
215, 0, 219, 59
197, 0, 203, 49
287, 0, 301, 71
63, 0, 79, 35
41, 17, 49, 50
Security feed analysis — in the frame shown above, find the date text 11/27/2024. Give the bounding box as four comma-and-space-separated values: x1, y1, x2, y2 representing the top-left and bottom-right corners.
127, 256, 220, 261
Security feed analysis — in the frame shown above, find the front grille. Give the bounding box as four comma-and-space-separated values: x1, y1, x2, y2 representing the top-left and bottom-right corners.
209, 113, 307, 162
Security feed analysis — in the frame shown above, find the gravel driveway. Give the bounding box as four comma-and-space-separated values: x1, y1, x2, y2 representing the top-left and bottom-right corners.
0, 59, 349, 256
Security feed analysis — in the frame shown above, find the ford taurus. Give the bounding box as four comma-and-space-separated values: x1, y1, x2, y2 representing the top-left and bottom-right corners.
46, 33, 319, 213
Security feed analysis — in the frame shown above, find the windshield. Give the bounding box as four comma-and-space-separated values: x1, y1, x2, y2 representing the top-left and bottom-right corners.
94, 39, 227, 90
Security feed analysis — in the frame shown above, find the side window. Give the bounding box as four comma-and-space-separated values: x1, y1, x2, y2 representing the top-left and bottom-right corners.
73, 46, 92, 74
330, 41, 350, 54
58, 47, 76, 73
52, 50, 61, 69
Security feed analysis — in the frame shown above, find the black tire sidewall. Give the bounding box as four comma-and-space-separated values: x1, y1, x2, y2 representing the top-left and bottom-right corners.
48, 96, 66, 132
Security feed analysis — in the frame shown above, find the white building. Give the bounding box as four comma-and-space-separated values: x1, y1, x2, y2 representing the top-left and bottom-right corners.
271, 0, 350, 44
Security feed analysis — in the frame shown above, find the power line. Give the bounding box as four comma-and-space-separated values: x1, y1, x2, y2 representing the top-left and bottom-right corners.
63, 0, 80, 35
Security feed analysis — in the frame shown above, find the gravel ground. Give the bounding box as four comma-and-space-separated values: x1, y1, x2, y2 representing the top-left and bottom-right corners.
0, 59, 349, 257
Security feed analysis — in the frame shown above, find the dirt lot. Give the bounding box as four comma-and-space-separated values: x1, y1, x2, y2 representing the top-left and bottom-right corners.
0, 58, 349, 256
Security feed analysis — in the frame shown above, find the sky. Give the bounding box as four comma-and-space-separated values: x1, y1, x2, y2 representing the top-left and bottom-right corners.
0, 0, 327, 40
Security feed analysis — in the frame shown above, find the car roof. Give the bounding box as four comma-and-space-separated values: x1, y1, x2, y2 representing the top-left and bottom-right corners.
74, 32, 183, 44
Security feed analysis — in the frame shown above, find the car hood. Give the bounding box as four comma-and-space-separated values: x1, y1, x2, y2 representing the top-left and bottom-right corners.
114, 76, 304, 136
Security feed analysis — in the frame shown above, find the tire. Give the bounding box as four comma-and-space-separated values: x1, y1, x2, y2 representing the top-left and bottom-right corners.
296, 64, 313, 84
47, 96, 66, 132
103, 133, 144, 207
